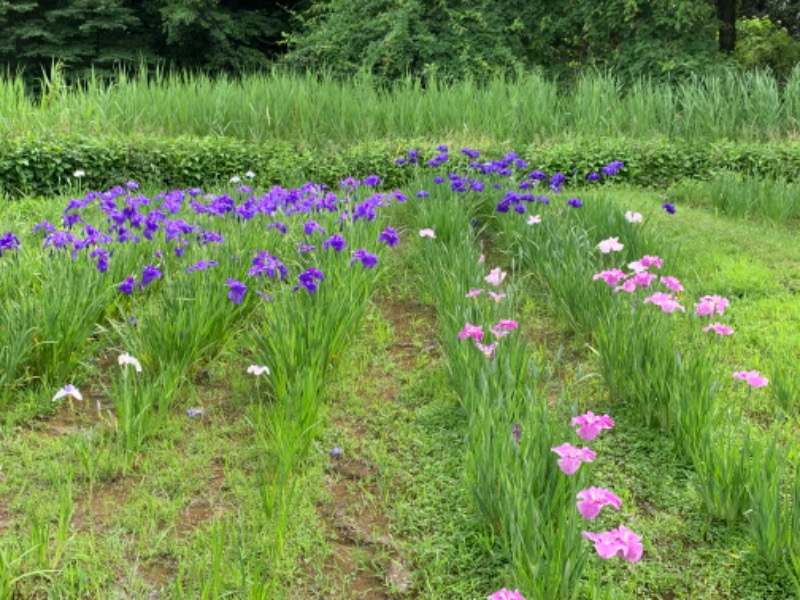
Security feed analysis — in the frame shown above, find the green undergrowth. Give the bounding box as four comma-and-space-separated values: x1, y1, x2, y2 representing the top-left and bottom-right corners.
5, 135, 800, 199
319, 299, 506, 596
0, 359, 329, 597
1, 176, 799, 598
4, 69, 800, 145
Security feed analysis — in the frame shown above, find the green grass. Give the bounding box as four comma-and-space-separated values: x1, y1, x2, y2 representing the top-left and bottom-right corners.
4, 67, 800, 146
668, 172, 800, 224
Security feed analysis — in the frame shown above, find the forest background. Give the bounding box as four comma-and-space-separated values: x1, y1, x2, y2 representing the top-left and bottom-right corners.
2, 0, 800, 88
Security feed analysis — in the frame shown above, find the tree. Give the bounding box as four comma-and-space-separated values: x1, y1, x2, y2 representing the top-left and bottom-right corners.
717, 0, 738, 52
0, 0, 150, 84
507, 0, 723, 80
283, 0, 522, 82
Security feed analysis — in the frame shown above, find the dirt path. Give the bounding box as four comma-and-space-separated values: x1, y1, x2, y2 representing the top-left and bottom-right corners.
308, 298, 439, 599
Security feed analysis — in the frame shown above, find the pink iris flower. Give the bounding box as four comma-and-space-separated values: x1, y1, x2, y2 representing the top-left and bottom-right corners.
466, 288, 484, 298
644, 292, 673, 305
627, 260, 647, 273
624, 211, 643, 223
551, 443, 596, 475
527, 215, 541, 225
475, 341, 498, 358
576, 487, 622, 520
571, 411, 614, 441
582, 525, 643, 562
639, 255, 663, 269
614, 279, 637, 293
484, 267, 507, 287
597, 237, 624, 253
488, 292, 507, 303
733, 370, 769, 388
488, 590, 526, 600
490, 320, 519, 338
703, 322, 734, 335
593, 269, 627, 286
643, 292, 685, 313
419, 228, 436, 238
458, 323, 484, 342
660, 276, 684, 292
695, 294, 729, 316
632, 272, 658, 288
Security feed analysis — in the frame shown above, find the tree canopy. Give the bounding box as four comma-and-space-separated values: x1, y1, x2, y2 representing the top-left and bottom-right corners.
1, 0, 799, 86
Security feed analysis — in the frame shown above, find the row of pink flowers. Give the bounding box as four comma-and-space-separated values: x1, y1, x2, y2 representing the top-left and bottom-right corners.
596, 248, 770, 388
594, 255, 737, 333
551, 410, 643, 566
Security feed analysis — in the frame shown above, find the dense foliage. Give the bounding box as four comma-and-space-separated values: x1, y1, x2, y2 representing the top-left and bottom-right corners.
0, 0, 306, 80
3, 134, 800, 198
1, 0, 800, 85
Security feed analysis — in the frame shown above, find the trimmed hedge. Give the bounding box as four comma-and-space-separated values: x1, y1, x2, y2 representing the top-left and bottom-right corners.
2, 135, 800, 198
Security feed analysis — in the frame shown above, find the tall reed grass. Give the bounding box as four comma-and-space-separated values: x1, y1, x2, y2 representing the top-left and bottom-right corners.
3, 66, 800, 146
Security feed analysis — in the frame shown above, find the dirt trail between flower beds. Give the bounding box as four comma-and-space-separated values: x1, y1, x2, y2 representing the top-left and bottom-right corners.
311, 297, 438, 599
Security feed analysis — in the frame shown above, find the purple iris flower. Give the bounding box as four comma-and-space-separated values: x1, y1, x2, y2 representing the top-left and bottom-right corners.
339, 176, 361, 189
43, 231, 76, 251
226, 278, 247, 304
550, 173, 566, 193
529, 170, 547, 181
297, 242, 316, 254
0, 232, 21, 256
303, 220, 325, 236
90, 247, 109, 273
199, 231, 224, 245
118, 276, 136, 295
461, 147, 480, 159
391, 190, 407, 203
662, 202, 676, 214
378, 227, 399, 247
363, 173, 382, 187
140, 265, 162, 288
294, 267, 324, 294
568, 198, 583, 208
249, 252, 288, 279
62, 212, 82, 228
587, 172, 601, 181
602, 160, 624, 176
186, 260, 218, 274
352, 202, 376, 223
33, 221, 56, 235
350, 249, 378, 269
267, 221, 288, 234
322, 233, 347, 252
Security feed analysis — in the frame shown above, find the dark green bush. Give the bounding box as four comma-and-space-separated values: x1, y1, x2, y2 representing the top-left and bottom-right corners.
735, 17, 800, 81
2, 135, 800, 198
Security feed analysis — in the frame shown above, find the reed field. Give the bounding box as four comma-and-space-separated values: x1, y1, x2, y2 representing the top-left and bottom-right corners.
1, 71, 800, 599
3, 67, 800, 146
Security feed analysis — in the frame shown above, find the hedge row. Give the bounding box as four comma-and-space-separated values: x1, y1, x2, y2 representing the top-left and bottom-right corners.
1, 135, 800, 198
